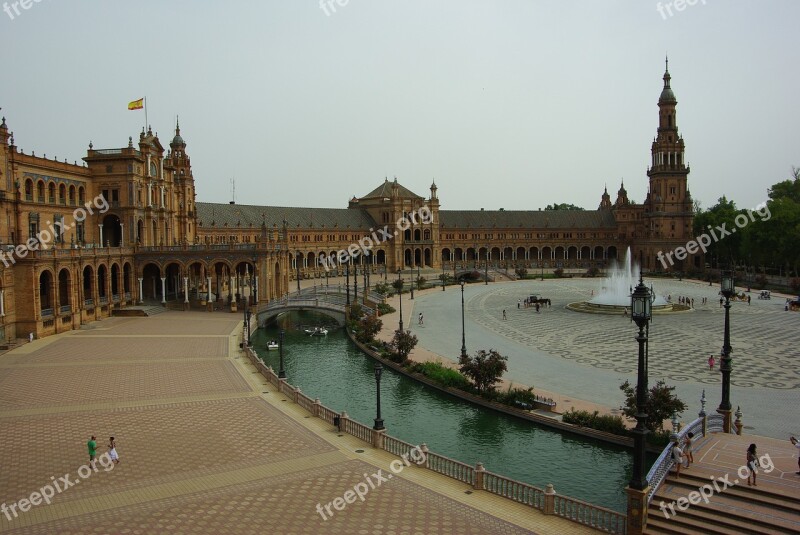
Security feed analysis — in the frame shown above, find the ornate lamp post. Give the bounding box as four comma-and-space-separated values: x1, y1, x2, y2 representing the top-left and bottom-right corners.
373, 361, 385, 430
295, 251, 301, 293
354, 265, 358, 302
460, 280, 467, 359
442, 253, 446, 291
718, 269, 735, 432
485, 244, 489, 285
626, 267, 653, 534
278, 329, 286, 379
345, 263, 350, 307
244, 307, 251, 346
397, 269, 404, 332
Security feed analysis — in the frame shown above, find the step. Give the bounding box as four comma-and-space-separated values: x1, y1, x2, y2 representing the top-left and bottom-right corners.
649, 498, 783, 535
673, 472, 800, 514
646, 512, 744, 535
654, 476, 800, 533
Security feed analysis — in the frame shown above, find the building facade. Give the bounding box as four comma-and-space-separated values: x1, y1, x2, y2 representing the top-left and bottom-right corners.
0, 65, 698, 341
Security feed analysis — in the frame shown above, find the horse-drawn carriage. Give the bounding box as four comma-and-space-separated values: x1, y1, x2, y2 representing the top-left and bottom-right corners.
528, 295, 551, 307
758, 290, 771, 300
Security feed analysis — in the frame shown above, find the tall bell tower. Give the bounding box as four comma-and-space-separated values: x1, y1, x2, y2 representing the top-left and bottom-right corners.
643, 59, 695, 270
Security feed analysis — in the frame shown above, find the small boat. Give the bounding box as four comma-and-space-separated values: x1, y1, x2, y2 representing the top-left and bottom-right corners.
304, 327, 328, 336
266, 340, 279, 350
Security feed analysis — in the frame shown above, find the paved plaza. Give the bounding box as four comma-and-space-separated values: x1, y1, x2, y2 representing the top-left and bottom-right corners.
0, 311, 595, 534
403, 277, 799, 440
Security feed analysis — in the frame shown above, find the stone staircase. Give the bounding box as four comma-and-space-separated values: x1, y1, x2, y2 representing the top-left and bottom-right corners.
646, 469, 800, 534
112, 304, 168, 317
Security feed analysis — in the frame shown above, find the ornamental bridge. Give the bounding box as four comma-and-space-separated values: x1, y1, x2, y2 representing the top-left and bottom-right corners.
255, 287, 382, 327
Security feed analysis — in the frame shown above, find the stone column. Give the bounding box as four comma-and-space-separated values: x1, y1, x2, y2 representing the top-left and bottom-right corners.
98, 224, 104, 247
207, 277, 212, 302
137, 278, 144, 304
183, 277, 189, 304
160, 277, 166, 304
120, 223, 124, 246
625, 485, 649, 535
0, 289, 4, 316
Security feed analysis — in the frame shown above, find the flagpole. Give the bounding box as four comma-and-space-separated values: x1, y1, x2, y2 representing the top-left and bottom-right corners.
144, 96, 148, 132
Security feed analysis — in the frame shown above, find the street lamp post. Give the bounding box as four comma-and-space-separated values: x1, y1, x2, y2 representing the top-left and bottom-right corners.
373, 361, 385, 430
485, 245, 489, 285
278, 329, 286, 379
626, 267, 653, 533
345, 263, 350, 307
397, 269, 404, 332
718, 270, 735, 432
460, 280, 467, 359
296, 252, 301, 293
442, 254, 446, 291
244, 307, 251, 346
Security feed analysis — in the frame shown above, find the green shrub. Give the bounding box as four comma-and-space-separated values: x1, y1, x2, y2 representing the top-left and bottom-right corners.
374, 282, 391, 296
377, 302, 395, 315
496, 385, 538, 407
562, 409, 628, 435
409, 361, 472, 390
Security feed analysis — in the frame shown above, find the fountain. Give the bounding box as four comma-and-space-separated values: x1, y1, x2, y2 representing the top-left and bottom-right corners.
568, 247, 675, 314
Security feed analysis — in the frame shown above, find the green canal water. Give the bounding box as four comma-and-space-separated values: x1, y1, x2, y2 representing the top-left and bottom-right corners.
254, 310, 648, 513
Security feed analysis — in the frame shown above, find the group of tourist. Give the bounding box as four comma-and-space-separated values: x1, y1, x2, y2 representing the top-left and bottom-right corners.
87, 435, 120, 466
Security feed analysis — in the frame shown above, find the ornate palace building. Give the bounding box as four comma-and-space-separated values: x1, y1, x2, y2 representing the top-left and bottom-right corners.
0, 64, 697, 341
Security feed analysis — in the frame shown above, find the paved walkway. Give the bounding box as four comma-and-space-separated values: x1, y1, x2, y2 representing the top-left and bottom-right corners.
0, 311, 596, 534
377, 277, 798, 440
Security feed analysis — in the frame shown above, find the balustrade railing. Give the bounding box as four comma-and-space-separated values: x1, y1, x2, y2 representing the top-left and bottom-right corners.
646, 416, 705, 504
426, 452, 475, 485
244, 340, 626, 533
340, 417, 373, 444
553, 494, 627, 533
482, 472, 544, 508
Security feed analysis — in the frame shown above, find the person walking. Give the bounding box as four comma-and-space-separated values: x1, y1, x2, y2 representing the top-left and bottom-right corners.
746, 443, 759, 486
108, 436, 120, 464
790, 437, 800, 475
708, 355, 715, 370
88, 435, 97, 466
684, 432, 695, 467
671, 438, 684, 478
502, 310, 506, 320
418, 313, 423, 325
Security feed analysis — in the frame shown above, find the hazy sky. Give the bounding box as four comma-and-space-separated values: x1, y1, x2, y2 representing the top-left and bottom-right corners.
2, 1, 797, 212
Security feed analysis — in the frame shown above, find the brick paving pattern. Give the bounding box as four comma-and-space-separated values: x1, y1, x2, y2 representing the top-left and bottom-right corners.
0, 308, 589, 534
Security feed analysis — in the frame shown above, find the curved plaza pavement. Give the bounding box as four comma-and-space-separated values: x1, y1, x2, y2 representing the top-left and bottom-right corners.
0, 310, 595, 534
404, 277, 799, 440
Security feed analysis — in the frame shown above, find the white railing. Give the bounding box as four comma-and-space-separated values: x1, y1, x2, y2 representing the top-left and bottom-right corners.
483, 472, 544, 508
646, 416, 705, 504
426, 452, 475, 485
553, 494, 627, 534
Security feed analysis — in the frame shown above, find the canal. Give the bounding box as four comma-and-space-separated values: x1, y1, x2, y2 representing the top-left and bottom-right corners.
254, 310, 646, 513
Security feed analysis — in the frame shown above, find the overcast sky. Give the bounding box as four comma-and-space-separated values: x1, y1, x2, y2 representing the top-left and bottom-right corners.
2, 1, 797, 212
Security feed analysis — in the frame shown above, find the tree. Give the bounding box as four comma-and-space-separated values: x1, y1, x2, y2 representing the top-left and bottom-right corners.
390, 329, 417, 363
391, 278, 404, 295
619, 379, 687, 433
355, 314, 382, 344
458, 349, 508, 394
544, 202, 585, 211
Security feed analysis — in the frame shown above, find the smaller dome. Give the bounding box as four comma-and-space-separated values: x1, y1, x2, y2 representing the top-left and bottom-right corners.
172, 134, 184, 145
659, 86, 676, 103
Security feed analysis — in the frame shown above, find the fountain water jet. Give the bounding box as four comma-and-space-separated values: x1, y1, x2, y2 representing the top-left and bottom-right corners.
567, 247, 674, 314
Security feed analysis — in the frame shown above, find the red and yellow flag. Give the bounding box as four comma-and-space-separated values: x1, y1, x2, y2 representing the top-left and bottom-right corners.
128, 98, 144, 110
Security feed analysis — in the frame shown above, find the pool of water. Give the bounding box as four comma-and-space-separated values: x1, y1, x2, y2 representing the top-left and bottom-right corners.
254, 310, 648, 512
